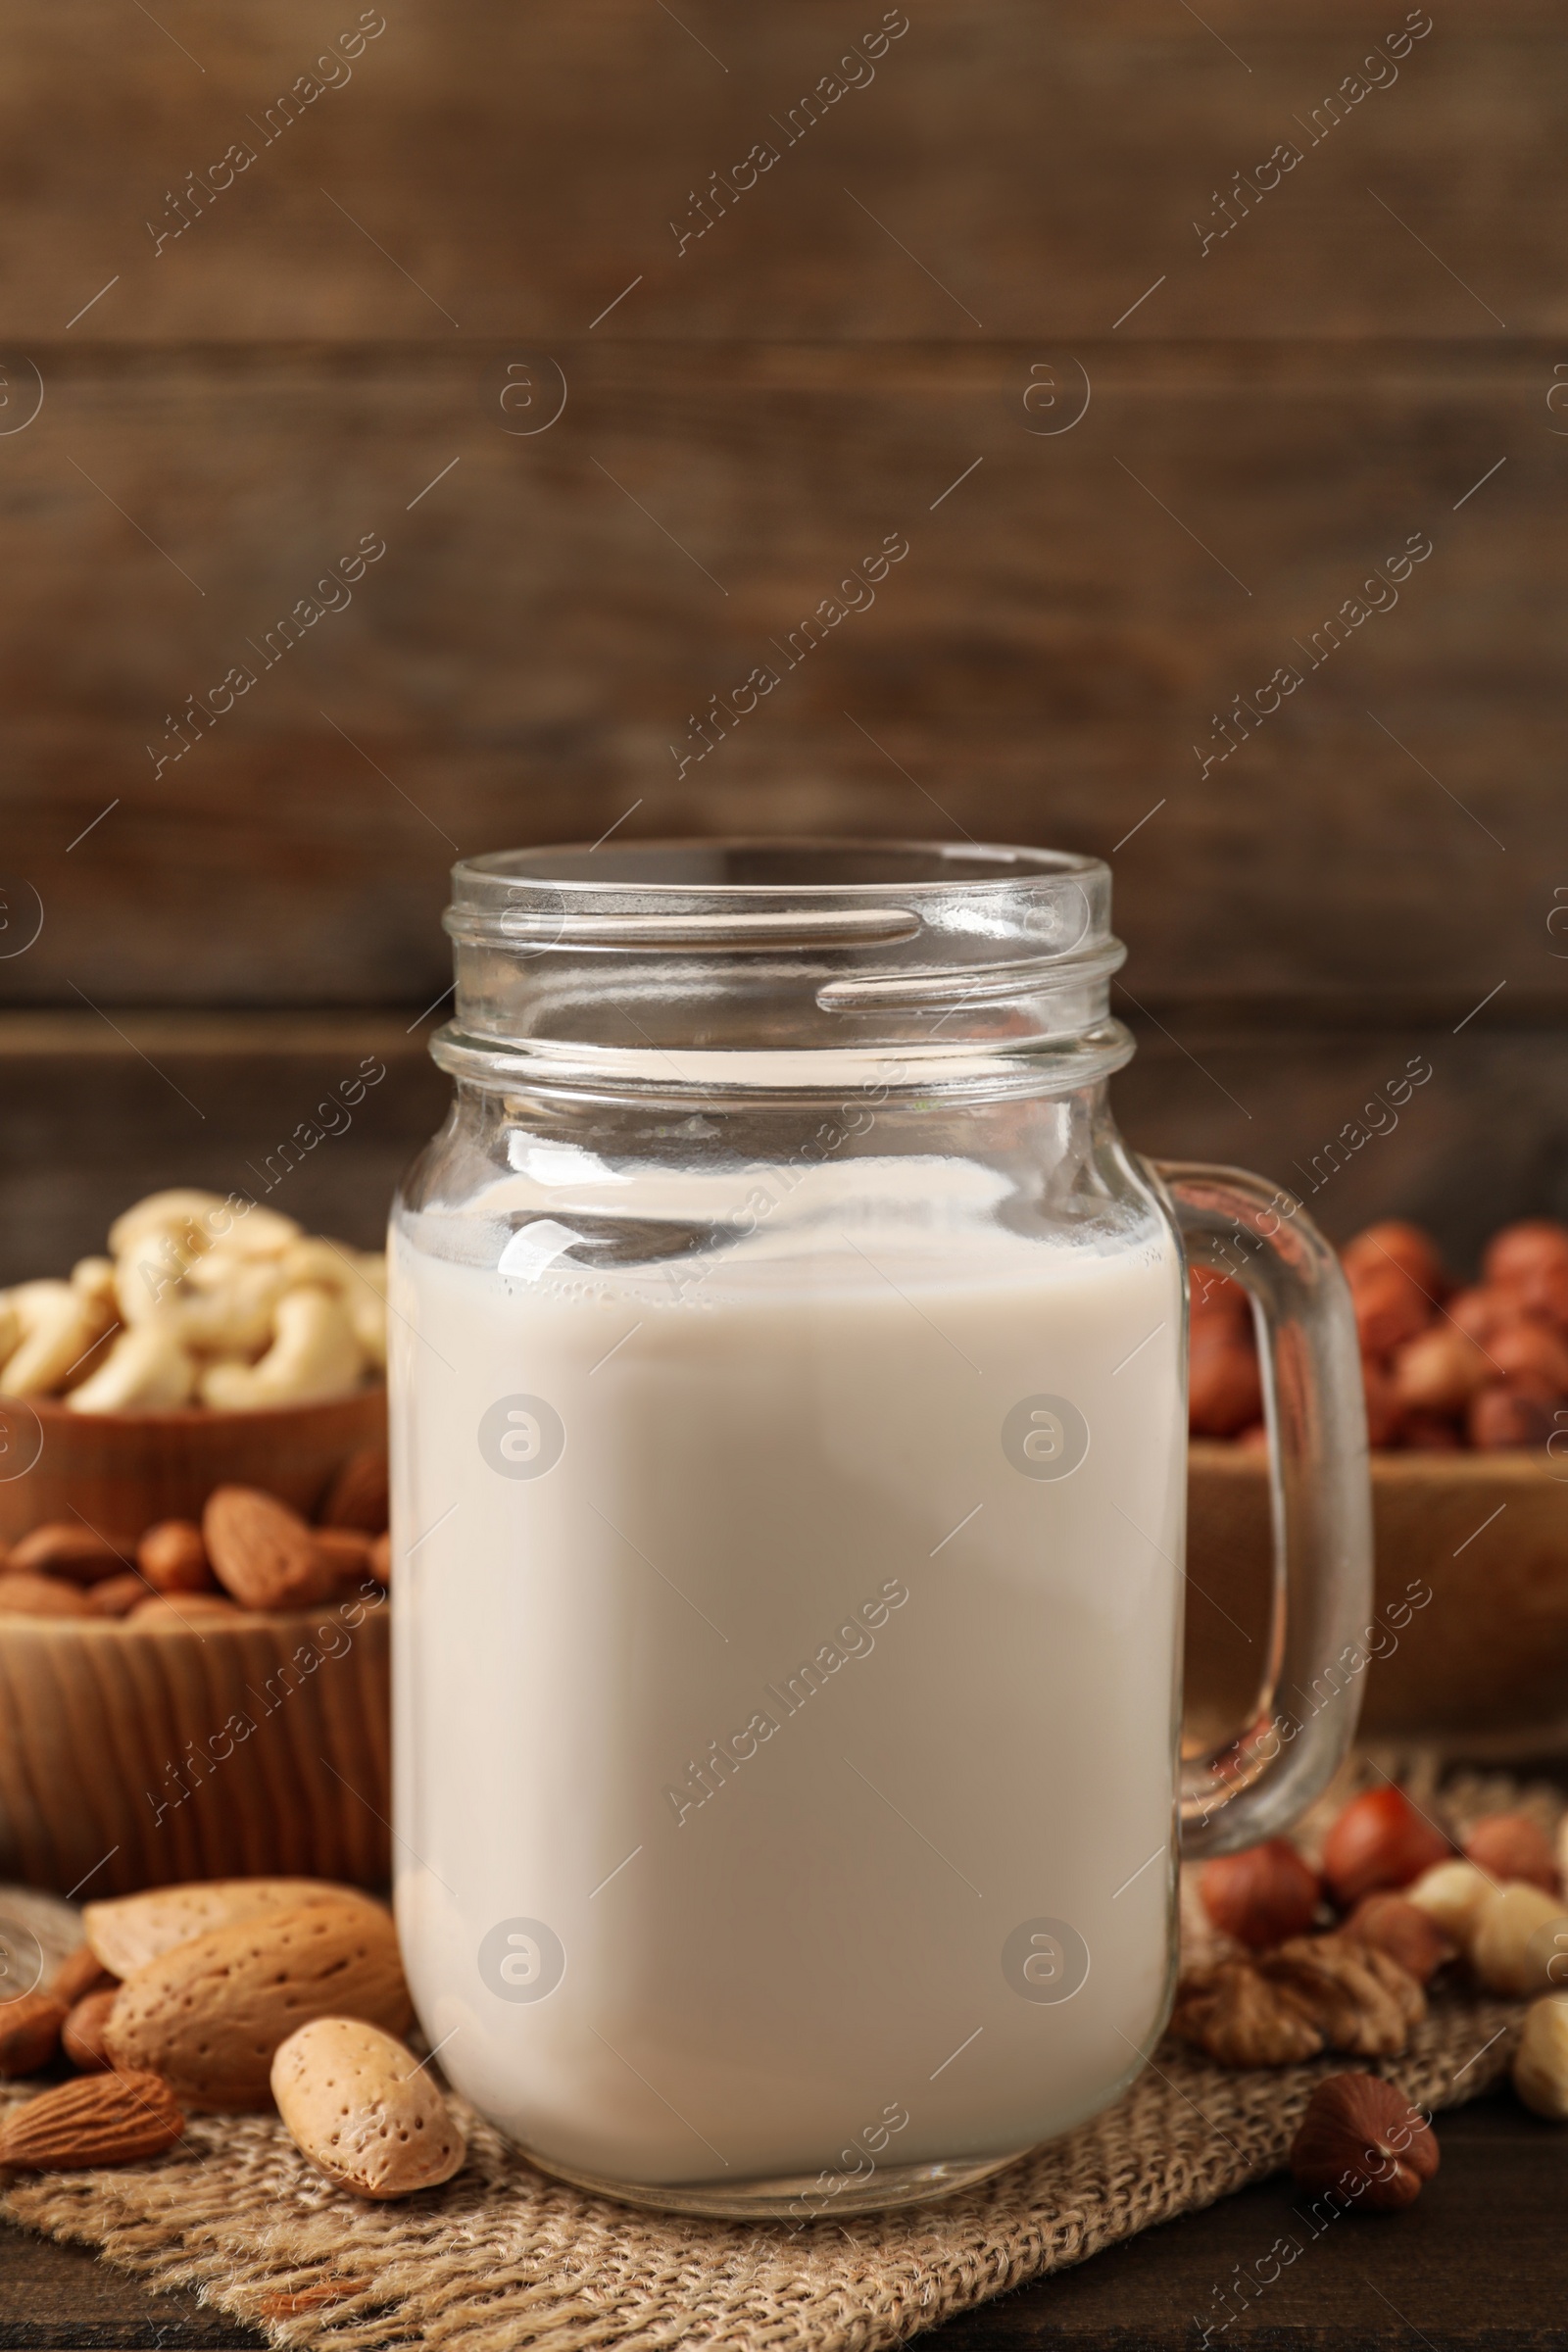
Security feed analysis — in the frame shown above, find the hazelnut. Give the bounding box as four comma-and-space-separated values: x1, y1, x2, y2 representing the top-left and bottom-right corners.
1471, 1883, 1568, 1996
1360, 1357, 1405, 1448
1487, 1319, 1568, 1394
1462, 1812, 1559, 1895
1189, 1267, 1250, 1328
1321, 1786, 1451, 1907
1349, 1264, 1432, 1359
1343, 1221, 1450, 1300
136, 1519, 216, 1593
1468, 1381, 1560, 1450
1406, 1859, 1495, 1944
1446, 1285, 1516, 1345
1342, 1891, 1453, 1984
1483, 1219, 1568, 1326
1189, 1326, 1262, 1438
1390, 1324, 1489, 1416
1513, 1994, 1568, 2121
1200, 1839, 1321, 1948
1289, 2074, 1440, 2211
1395, 1411, 1463, 1452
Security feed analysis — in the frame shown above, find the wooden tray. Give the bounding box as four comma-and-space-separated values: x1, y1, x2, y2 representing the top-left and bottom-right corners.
1186, 1440, 1568, 1747
0, 1596, 390, 1896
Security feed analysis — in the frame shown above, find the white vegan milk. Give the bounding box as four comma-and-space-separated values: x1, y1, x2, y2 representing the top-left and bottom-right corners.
391, 1153, 1186, 2190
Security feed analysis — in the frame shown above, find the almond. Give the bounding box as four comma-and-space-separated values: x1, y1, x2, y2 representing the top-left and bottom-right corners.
126, 1592, 243, 1630
0, 2069, 183, 2169
369, 1530, 391, 1587
315, 1528, 375, 1582
48, 1944, 117, 2007
203, 1487, 334, 1611
271, 2017, 466, 2198
136, 1519, 217, 1594
62, 1989, 118, 2073
104, 1897, 412, 2110
320, 1446, 389, 1535
88, 1572, 148, 1619
0, 1574, 94, 1620
8, 1523, 129, 1587
0, 1992, 68, 2077
85, 1877, 371, 1978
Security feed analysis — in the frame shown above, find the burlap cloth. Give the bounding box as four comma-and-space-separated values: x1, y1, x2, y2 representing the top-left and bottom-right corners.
0, 1763, 1557, 2352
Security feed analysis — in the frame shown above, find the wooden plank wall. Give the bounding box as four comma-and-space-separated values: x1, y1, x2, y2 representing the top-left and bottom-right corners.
1, 1, 1563, 1279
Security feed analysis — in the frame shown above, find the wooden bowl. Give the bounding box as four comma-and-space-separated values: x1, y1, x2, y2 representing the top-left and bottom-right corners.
0, 1594, 390, 1896
0, 1388, 386, 1545
1186, 1440, 1568, 1748
0, 1388, 390, 1895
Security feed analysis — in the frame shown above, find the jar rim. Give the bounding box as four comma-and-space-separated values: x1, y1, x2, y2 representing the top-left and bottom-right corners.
452, 836, 1104, 900
439, 836, 1127, 1087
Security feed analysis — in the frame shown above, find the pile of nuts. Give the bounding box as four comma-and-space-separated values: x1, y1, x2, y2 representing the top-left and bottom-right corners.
1180, 1783, 1568, 2144
0, 1190, 386, 1413
0, 1451, 388, 1623
0, 1878, 463, 2199
1192, 1215, 1568, 1449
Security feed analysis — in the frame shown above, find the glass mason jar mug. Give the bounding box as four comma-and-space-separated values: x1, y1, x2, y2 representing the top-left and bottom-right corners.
390, 840, 1371, 2220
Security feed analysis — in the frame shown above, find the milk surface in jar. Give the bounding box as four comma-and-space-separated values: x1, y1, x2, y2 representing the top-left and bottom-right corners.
391, 1146, 1186, 2193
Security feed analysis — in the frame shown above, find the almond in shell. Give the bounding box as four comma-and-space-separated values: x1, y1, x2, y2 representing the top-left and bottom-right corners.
85, 1877, 371, 1978
104, 1897, 412, 2110
0, 2069, 183, 2169
271, 2017, 466, 2198
203, 1487, 334, 1611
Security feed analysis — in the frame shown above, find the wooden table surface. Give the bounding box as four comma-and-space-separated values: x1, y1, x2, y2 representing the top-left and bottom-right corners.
2, 2090, 1562, 2350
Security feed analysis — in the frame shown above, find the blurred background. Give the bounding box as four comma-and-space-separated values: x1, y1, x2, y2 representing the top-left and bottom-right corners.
0, 0, 1561, 1280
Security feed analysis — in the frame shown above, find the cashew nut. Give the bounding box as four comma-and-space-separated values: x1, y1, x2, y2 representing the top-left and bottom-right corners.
67, 1323, 196, 1413
271, 1240, 385, 1368
201, 1203, 302, 1260
108, 1189, 230, 1265
275, 1238, 357, 1294
191, 1261, 290, 1354
118, 1242, 288, 1351
0, 1294, 21, 1379
347, 1253, 387, 1371
199, 1286, 363, 1408
72, 1256, 118, 1314
0, 1280, 111, 1396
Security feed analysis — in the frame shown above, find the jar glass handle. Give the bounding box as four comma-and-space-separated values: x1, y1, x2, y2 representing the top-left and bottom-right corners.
1152, 1159, 1374, 1856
